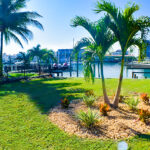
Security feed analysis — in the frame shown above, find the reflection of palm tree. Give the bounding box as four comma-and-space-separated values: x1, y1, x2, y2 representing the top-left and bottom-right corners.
95, 1, 149, 108
29, 45, 44, 75
0, 0, 43, 77
16, 52, 30, 77
72, 16, 116, 104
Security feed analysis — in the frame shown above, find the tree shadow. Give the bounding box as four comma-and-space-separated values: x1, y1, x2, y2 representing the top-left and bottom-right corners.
136, 134, 150, 140
1, 78, 87, 114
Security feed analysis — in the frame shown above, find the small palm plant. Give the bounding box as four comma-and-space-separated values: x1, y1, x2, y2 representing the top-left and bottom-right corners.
76, 109, 99, 128
83, 95, 96, 107
125, 97, 140, 110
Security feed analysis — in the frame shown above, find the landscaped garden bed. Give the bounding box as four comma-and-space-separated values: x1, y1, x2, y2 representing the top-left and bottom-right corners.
49, 94, 150, 140
1, 78, 150, 149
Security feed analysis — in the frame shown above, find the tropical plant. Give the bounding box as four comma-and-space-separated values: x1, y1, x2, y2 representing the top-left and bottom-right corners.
76, 109, 99, 128
125, 97, 139, 110
99, 103, 110, 116
138, 109, 150, 123
28, 45, 45, 75
16, 52, 30, 77
140, 93, 150, 105
61, 97, 70, 109
0, 0, 43, 77
72, 16, 117, 105
95, 0, 150, 108
83, 95, 96, 107
85, 89, 95, 97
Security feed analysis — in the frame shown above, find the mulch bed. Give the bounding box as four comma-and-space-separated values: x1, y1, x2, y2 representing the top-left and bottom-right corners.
48, 97, 150, 140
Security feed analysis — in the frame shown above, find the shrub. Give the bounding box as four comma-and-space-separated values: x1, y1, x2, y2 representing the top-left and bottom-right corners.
85, 90, 95, 97
112, 94, 125, 103
76, 109, 99, 128
138, 109, 150, 123
61, 97, 70, 109
125, 97, 139, 110
119, 95, 125, 103
83, 95, 96, 107
99, 103, 110, 116
140, 93, 150, 105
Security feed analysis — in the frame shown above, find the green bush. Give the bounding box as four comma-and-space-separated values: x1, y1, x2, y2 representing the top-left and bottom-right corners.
83, 95, 96, 107
125, 97, 139, 110
76, 109, 99, 128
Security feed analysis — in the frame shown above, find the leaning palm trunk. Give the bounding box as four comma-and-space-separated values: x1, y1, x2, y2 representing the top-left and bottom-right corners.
0, 32, 3, 77
100, 60, 110, 104
113, 54, 125, 108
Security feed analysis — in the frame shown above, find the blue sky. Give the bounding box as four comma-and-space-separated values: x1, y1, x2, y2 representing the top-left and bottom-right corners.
4, 0, 150, 54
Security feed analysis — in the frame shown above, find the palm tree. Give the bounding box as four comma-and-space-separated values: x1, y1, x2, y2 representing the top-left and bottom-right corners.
42, 49, 57, 73
73, 43, 85, 78
72, 16, 117, 104
0, 0, 43, 77
16, 52, 30, 77
29, 45, 44, 75
95, 0, 150, 108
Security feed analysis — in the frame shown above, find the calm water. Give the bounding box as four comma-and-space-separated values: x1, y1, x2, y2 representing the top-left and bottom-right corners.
63, 63, 150, 79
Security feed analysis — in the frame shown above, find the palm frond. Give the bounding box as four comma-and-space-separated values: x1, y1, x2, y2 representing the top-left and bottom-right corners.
71, 16, 96, 40
95, 0, 120, 25
4, 30, 23, 48
124, 3, 139, 19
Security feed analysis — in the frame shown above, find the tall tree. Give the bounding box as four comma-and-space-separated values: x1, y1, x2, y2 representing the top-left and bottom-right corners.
0, 0, 43, 77
16, 52, 30, 77
28, 45, 44, 75
95, 0, 150, 108
42, 49, 57, 72
72, 16, 117, 104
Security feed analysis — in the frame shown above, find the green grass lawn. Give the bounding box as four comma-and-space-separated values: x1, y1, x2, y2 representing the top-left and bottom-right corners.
8, 73, 38, 78
0, 78, 150, 150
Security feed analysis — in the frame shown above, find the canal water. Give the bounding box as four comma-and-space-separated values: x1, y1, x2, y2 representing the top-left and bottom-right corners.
63, 63, 150, 79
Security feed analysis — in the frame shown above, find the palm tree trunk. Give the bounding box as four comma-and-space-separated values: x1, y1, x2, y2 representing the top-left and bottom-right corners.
93, 62, 96, 78
98, 61, 100, 78
24, 65, 26, 78
100, 60, 110, 104
77, 55, 79, 77
113, 54, 125, 108
38, 59, 41, 76
0, 32, 3, 77
70, 55, 72, 77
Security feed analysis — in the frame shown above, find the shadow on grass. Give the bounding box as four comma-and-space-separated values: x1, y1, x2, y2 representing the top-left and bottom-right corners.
137, 134, 150, 140
1, 78, 87, 114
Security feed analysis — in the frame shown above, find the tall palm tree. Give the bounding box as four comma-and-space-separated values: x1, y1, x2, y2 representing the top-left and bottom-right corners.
95, 0, 150, 108
0, 0, 43, 77
16, 52, 30, 77
72, 16, 117, 104
28, 45, 44, 75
